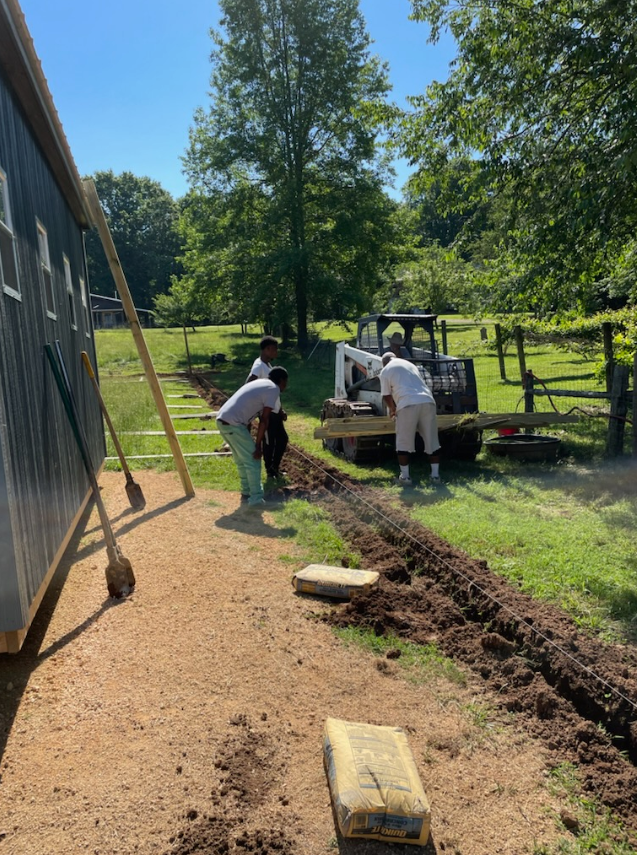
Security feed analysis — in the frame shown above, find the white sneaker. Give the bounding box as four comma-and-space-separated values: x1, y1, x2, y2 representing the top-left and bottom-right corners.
394, 475, 413, 487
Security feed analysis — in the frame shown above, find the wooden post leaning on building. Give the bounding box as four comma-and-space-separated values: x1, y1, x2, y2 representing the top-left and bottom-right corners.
494, 323, 507, 380
602, 322, 615, 394
83, 179, 195, 497
605, 363, 630, 457
514, 325, 526, 382
440, 320, 448, 355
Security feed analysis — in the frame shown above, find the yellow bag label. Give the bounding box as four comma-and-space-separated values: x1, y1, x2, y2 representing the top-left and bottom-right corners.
323, 717, 431, 846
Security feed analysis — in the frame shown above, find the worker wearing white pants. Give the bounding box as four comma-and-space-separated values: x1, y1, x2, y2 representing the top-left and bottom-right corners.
380, 353, 441, 486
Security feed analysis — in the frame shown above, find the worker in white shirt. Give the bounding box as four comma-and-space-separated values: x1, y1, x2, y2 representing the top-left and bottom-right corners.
216, 366, 289, 507
380, 353, 441, 486
246, 336, 288, 479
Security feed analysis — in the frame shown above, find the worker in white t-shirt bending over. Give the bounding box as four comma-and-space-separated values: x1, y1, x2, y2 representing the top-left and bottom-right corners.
216, 367, 288, 507
246, 336, 288, 480
379, 353, 441, 486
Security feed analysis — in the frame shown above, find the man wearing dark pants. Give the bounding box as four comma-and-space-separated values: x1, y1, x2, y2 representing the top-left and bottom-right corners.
216, 367, 289, 507
246, 336, 288, 479
380, 353, 441, 486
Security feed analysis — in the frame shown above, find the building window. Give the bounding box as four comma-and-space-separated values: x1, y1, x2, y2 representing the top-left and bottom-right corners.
79, 276, 90, 337
36, 219, 56, 319
0, 167, 21, 300
63, 254, 77, 330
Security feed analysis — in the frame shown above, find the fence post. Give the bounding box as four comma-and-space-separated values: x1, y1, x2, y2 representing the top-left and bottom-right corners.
633, 353, 637, 458
440, 320, 448, 355
515, 325, 526, 381
524, 370, 534, 433
605, 364, 629, 457
494, 323, 507, 380
602, 322, 614, 393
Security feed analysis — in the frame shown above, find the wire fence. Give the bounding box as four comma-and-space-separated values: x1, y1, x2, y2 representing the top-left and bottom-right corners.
442, 321, 608, 414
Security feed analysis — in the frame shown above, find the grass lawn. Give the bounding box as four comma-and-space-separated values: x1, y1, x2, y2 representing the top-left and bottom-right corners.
94, 321, 637, 642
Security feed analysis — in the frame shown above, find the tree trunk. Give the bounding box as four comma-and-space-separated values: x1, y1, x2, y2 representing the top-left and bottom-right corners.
295, 276, 308, 351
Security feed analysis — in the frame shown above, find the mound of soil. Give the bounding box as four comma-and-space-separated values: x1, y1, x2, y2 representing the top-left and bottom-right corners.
279, 445, 637, 830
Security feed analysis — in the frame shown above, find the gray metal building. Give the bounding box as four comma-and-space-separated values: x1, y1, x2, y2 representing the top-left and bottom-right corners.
0, 0, 105, 651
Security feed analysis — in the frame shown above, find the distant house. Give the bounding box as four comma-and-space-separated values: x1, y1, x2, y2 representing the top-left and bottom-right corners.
91, 292, 154, 329
0, 0, 105, 651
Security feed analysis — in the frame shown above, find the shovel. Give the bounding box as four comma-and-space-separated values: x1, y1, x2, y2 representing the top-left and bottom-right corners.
81, 351, 146, 511
45, 343, 135, 598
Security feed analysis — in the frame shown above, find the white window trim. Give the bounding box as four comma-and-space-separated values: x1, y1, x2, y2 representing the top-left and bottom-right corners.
36, 218, 56, 321
0, 167, 21, 301
63, 253, 78, 331
80, 275, 90, 337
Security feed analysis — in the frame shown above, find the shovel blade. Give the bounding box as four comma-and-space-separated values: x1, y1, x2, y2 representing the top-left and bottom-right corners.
125, 479, 146, 511
105, 554, 136, 598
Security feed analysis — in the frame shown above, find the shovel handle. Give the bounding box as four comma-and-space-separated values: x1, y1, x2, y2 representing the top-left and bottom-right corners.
45, 344, 118, 556
81, 351, 132, 479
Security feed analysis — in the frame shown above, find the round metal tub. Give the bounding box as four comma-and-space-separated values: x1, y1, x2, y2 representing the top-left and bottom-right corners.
485, 433, 561, 462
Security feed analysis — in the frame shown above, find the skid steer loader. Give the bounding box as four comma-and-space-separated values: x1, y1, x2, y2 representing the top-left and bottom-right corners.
320, 313, 482, 462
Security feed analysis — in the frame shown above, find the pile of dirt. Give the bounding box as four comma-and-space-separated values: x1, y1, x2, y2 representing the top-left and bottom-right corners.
280, 445, 637, 832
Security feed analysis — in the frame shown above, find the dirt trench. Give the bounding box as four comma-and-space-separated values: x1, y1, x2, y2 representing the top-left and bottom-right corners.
193, 372, 637, 834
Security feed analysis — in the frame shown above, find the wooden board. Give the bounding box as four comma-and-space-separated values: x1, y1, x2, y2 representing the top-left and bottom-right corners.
106, 452, 231, 460
120, 431, 221, 436
314, 412, 580, 440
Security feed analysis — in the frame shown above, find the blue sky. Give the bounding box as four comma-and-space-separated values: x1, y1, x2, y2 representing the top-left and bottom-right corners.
19, 0, 457, 199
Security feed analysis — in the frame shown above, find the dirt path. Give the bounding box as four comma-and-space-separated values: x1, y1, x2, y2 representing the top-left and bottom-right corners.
0, 471, 582, 855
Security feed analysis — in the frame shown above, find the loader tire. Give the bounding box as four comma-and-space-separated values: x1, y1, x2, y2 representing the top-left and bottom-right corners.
320, 398, 381, 463
342, 434, 384, 463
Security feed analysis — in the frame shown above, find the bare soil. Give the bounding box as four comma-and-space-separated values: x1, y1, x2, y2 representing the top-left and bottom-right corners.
0, 375, 635, 855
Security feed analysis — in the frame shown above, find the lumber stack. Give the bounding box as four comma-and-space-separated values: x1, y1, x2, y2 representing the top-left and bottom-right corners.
314, 412, 580, 440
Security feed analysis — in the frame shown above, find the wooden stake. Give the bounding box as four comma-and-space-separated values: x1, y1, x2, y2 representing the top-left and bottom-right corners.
83, 179, 195, 497
494, 323, 506, 380
605, 364, 629, 457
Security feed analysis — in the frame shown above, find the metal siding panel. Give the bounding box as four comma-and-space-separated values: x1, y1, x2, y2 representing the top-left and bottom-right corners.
0, 353, 22, 629
0, 66, 105, 632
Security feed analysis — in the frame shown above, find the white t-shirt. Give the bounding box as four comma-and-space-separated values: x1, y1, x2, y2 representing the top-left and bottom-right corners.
380, 358, 435, 410
217, 378, 281, 425
246, 357, 281, 413
247, 357, 271, 381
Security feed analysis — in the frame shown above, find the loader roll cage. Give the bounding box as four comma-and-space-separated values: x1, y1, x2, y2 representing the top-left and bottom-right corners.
355, 313, 478, 414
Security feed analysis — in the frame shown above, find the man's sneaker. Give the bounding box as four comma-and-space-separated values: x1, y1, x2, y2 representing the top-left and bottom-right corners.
394, 475, 413, 487
240, 494, 250, 504
430, 475, 441, 484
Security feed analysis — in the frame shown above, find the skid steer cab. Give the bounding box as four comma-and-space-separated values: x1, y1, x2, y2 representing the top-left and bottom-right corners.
320, 312, 482, 462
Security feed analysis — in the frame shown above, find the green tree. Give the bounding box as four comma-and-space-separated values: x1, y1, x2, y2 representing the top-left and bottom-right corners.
404, 156, 491, 251
182, 0, 394, 349
85, 170, 182, 309
403, 0, 637, 315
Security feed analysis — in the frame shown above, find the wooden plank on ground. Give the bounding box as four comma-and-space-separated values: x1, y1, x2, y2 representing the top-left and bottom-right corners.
120, 431, 220, 436
314, 412, 580, 440
106, 452, 231, 460
162, 412, 218, 420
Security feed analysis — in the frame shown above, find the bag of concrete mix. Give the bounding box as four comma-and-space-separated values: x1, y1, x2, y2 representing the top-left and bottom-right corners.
323, 717, 431, 846
292, 565, 379, 599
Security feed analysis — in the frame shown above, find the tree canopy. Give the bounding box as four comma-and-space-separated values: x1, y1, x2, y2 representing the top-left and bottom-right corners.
402, 0, 637, 315
85, 170, 182, 309
181, 0, 399, 348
